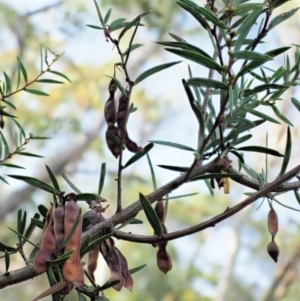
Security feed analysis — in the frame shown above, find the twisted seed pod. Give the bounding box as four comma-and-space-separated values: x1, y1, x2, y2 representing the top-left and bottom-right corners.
73, 262, 85, 287
115, 247, 133, 291
268, 207, 278, 239
53, 205, 65, 248
62, 200, 82, 283
124, 130, 143, 153
117, 93, 129, 130
104, 79, 117, 125
267, 241, 280, 263
100, 238, 124, 291
33, 220, 57, 274
87, 247, 99, 282
155, 200, 165, 223
105, 124, 121, 158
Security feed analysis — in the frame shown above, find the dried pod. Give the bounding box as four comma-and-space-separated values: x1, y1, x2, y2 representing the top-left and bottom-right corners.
105, 124, 121, 158
124, 130, 143, 153
53, 205, 65, 248
82, 209, 98, 231
100, 238, 124, 291
115, 247, 134, 291
268, 207, 278, 238
117, 93, 129, 130
87, 246, 99, 282
267, 241, 280, 262
154, 200, 165, 223
104, 79, 117, 125
62, 200, 83, 283
156, 247, 172, 274
73, 262, 85, 287
33, 220, 57, 274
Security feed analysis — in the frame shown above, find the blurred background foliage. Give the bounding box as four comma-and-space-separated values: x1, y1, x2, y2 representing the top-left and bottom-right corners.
0, 0, 300, 300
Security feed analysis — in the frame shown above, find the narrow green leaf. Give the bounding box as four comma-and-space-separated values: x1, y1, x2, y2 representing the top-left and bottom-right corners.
8, 175, 58, 194
16, 151, 44, 158
129, 264, 147, 275
0, 176, 9, 184
93, 0, 104, 27
149, 140, 195, 151
232, 50, 273, 61
24, 89, 49, 97
48, 249, 73, 264
61, 172, 81, 193
187, 77, 228, 90
231, 134, 252, 146
189, 173, 242, 182
81, 231, 116, 256
23, 213, 40, 243
234, 8, 263, 51
123, 43, 143, 56
236, 146, 284, 157
291, 97, 300, 112
77, 292, 88, 301
31, 218, 44, 229
106, 76, 127, 97
162, 192, 198, 200
77, 193, 98, 201
30, 136, 51, 140
80, 236, 90, 257
135, 61, 181, 86
98, 163, 106, 196
45, 165, 60, 192
5, 250, 10, 273
36, 79, 64, 84
123, 142, 154, 169
86, 24, 103, 30
0, 242, 16, 252
38, 204, 48, 217
0, 163, 25, 169
146, 153, 157, 190
244, 84, 288, 97
268, 8, 299, 31
165, 48, 223, 73
118, 11, 151, 42
168, 32, 186, 42
270, 105, 293, 126
3, 72, 12, 95
272, 197, 300, 213
294, 190, 300, 206
4, 100, 16, 110
17, 58, 27, 83
157, 165, 189, 172
7, 227, 38, 248
109, 18, 126, 30
12, 119, 25, 139
139, 192, 162, 237
243, 107, 280, 124
0, 110, 16, 118
124, 16, 141, 65
0, 130, 9, 158
49, 70, 71, 82
157, 41, 212, 60
104, 8, 112, 24
277, 127, 291, 178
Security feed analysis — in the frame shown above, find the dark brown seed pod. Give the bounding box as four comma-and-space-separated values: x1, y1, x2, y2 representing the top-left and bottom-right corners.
82, 209, 98, 231
115, 247, 134, 291
53, 205, 65, 248
117, 93, 129, 130
268, 207, 278, 239
33, 220, 57, 274
100, 238, 124, 291
104, 79, 117, 125
154, 200, 165, 223
87, 246, 99, 282
63, 200, 82, 283
267, 241, 280, 263
124, 130, 143, 153
156, 247, 172, 274
105, 124, 121, 158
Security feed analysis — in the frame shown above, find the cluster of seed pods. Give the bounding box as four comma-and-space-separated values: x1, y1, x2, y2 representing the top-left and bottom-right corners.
153, 200, 172, 274
267, 205, 280, 263
83, 206, 134, 291
33, 193, 84, 299
104, 79, 142, 158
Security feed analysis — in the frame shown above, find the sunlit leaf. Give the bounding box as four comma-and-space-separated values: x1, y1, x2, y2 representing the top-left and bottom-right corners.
24, 89, 49, 97
45, 165, 60, 192
61, 172, 81, 193
149, 140, 195, 151
36, 79, 64, 84
135, 61, 181, 86
187, 77, 228, 90
49, 70, 72, 82
157, 165, 189, 172
98, 162, 106, 196
123, 143, 154, 169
